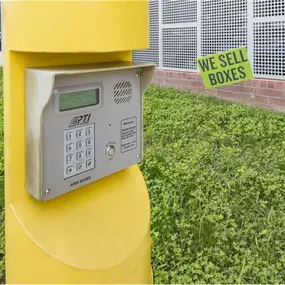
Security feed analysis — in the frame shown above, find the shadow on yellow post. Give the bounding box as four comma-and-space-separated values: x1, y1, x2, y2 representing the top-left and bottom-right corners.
3, 1, 154, 283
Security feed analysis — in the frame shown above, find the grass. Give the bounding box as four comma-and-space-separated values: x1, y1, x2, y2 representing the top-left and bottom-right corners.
1, 81, 285, 283
141, 86, 285, 283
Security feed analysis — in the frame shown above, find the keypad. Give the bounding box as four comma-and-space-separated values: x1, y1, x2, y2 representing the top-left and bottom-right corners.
64, 123, 95, 179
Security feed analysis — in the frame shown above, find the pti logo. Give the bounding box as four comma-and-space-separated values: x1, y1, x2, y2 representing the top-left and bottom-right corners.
69, 113, 91, 127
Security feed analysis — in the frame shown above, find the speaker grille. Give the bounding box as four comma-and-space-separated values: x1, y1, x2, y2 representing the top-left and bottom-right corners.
113, 81, 132, 104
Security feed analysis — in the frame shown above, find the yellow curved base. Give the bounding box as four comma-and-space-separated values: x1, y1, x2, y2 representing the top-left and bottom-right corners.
6, 166, 152, 284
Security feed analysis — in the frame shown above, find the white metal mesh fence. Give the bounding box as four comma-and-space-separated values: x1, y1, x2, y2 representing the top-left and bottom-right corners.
162, 0, 197, 24
132, 0, 159, 65
254, 21, 285, 77
161, 0, 198, 70
162, 27, 197, 70
201, 0, 247, 56
132, 0, 285, 80
253, 0, 285, 77
254, 0, 285, 17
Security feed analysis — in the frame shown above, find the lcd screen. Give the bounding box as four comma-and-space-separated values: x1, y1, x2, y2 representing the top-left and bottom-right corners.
59, 88, 99, 112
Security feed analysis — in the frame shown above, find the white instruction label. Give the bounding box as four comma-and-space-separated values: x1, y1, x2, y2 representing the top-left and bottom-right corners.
121, 117, 137, 153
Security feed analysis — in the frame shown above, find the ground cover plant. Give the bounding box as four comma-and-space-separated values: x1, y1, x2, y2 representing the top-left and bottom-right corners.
1, 82, 285, 283
141, 86, 285, 283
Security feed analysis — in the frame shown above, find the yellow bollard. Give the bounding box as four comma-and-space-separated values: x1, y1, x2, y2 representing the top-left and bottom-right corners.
3, 1, 153, 283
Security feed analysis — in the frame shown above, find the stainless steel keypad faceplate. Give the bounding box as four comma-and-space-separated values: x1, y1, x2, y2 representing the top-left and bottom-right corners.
25, 62, 155, 201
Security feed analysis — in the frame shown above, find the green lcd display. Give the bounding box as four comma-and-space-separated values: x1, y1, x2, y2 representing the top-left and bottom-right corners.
59, 88, 100, 112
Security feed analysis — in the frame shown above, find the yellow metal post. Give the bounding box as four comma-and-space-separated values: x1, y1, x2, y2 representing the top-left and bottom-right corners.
3, 1, 153, 283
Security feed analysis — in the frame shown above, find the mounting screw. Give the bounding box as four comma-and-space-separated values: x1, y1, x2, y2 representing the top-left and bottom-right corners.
136, 72, 140, 78
45, 189, 51, 196
136, 154, 141, 159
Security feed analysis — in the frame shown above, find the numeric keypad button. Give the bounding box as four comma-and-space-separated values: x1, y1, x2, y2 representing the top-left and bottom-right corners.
66, 132, 73, 141
86, 138, 92, 147
76, 151, 84, 161
66, 154, 74, 164
66, 143, 74, 153
86, 160, 93, 169
76, 141, 84, 150
86, 127, 92, 136
76, 163, 83, 172
86, 149, 93, 157
76, 129, 84, 138
66, 166, 75, 176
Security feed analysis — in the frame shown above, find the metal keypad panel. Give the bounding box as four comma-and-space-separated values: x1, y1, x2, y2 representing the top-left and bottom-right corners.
63, 123, 95, 179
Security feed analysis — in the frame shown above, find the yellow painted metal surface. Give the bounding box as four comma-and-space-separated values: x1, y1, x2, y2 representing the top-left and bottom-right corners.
7, 166, 152, 283
4, 1, 149, 53
3, 1, 152, 283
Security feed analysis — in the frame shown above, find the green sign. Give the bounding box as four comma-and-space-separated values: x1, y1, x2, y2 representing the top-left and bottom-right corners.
197, 47, 254, 89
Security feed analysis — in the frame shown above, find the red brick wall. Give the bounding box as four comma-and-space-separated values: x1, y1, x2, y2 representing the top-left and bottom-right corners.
153, 70, 285, 112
